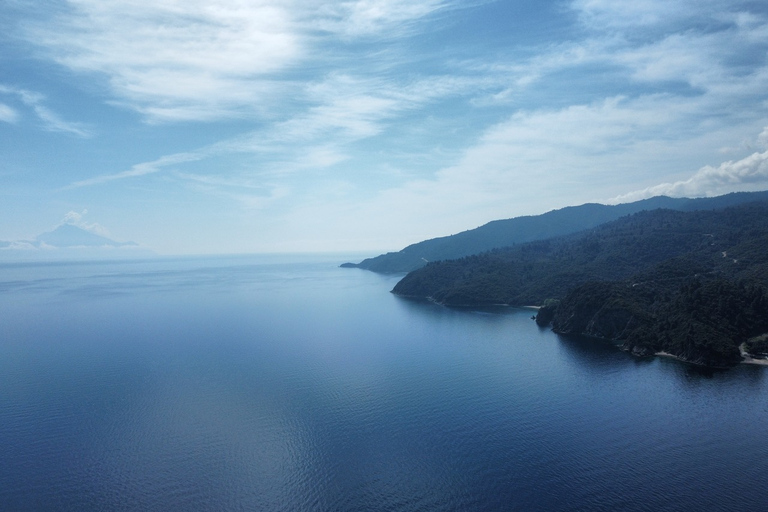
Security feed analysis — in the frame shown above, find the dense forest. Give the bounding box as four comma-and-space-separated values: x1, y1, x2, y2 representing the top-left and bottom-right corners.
342, 191, 768, 273
392, 201, 768, 367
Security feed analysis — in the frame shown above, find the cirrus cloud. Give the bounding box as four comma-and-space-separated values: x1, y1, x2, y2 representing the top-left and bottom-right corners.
19, 0, 457, 123
0, 84, 91, 136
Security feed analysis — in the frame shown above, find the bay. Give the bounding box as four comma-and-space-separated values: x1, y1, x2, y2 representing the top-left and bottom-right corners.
1, 255, 766, 511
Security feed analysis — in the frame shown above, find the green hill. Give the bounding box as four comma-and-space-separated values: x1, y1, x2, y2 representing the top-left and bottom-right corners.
391, 200, 768, 367
342, 191, 768, 273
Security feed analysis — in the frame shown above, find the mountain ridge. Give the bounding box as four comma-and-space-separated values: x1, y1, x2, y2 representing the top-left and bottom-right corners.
390, 200, 768, 367
342, 191, 768, 273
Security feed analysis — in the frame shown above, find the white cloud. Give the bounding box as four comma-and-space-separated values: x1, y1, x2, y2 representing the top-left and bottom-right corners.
8, 0, 768, 254
263, 98, 680, 248
4, 241, 37, 251
62, 210, 85, 225
277, 72, 480, 148
314, 0, 453, 38
0, 84, 90, 136
67, 152, 202, 188
171, 168, 291, 210
20, 0, 457, 123
554, 8, 764, 91
30, 102, 91, 137
61, 209, 110, 236
95, 71, 481, 186
291, 146, 350, 170
273, 90, 768, 251
471, 40, 607, 105
0, 103, 18, 123
571, 0, 730, 30
279, 94, 400, 141
24, 0, 300, 123
612, 148, 768, 203
756, 126, 768, 148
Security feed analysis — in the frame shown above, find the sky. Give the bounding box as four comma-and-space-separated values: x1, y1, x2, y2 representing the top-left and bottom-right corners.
1, 0, 768, 255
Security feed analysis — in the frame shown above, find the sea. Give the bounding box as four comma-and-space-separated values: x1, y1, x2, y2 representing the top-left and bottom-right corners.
1, 254, 766, 511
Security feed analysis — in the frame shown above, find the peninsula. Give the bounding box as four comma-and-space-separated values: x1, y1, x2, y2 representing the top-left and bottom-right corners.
390, 200, 768, 368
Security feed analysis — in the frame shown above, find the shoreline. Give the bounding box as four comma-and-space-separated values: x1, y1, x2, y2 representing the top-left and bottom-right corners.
655, 351, 697, 365
741, 356, 768, 366
656, 350, 768, 367
739, 343, 768, 366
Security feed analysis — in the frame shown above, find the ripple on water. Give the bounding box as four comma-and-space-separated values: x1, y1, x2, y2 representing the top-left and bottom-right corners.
1, 257, 767, 511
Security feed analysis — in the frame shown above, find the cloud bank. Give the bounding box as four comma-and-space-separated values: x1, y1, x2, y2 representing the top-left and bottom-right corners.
613, 147, 768, 203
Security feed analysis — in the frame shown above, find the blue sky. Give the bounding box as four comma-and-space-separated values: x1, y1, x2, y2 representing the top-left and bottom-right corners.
2, 0, 768, 254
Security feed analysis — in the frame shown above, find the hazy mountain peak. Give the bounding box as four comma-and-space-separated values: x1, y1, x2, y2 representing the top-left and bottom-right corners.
35, 223, 137, 248
0, 222, 150, 261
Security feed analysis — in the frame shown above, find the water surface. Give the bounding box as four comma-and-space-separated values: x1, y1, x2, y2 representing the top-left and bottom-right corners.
1, 255, 766, 511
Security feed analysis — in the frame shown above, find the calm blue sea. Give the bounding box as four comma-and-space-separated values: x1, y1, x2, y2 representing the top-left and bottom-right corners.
1, 255, 767, 511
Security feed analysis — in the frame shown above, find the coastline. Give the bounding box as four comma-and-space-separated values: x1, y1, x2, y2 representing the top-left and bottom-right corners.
739, 343, 768, 366
655, 351, 688, 364
741, 356, 768, 366
656, 350, 768, 367
395, 293, 765, 369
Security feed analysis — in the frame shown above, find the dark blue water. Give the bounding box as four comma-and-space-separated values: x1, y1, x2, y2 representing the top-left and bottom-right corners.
1, 255, 767, 511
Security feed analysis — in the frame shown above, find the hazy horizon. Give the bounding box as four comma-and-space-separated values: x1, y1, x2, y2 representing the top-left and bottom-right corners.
2, 0, 768, 254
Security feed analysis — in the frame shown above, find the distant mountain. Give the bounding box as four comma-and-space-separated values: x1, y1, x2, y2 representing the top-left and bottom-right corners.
391, 200, 768, 367
342, 191, 768, 273
35, 223, 138, 248
0, 223, 150, 261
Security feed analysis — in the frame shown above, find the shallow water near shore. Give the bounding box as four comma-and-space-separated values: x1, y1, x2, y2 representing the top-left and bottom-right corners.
1, 255, 767, 511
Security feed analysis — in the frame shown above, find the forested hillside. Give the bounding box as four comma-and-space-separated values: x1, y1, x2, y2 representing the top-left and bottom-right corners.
392, 201, 768, 367
342, 191, 768, 273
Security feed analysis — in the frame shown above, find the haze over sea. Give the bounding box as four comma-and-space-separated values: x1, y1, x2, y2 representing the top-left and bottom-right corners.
1, 255, 767, 511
